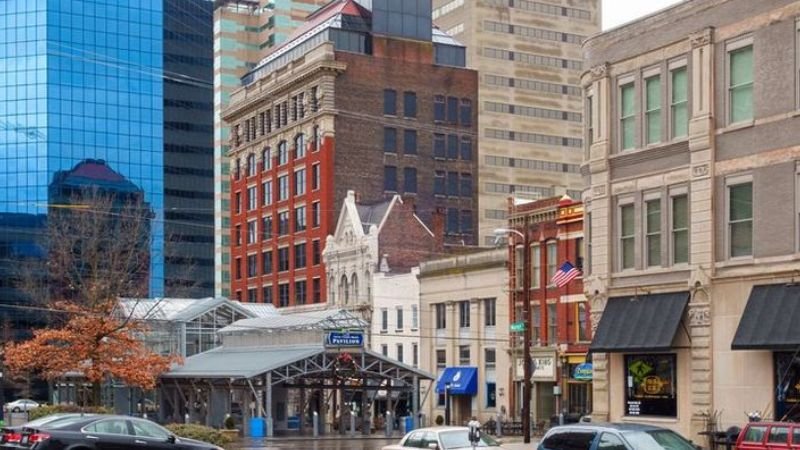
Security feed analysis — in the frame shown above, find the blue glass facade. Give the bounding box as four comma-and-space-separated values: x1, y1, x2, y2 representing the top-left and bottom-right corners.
0, 0, 165, 295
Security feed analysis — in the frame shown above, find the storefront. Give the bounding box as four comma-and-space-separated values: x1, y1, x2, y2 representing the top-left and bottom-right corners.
567, 361, 593, 415
436, 367, 478, 426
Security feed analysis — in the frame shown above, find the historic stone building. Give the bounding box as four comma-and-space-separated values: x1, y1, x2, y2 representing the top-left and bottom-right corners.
582, 0, 800, 442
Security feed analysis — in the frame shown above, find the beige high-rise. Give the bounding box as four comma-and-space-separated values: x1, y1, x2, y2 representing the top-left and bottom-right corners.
431, 0, 600, 246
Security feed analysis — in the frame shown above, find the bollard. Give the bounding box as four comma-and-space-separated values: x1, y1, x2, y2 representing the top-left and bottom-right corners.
313, 411, 319, 437
385, 411, 393, 437
496, 415, 502, 437
350, 410, 356, 437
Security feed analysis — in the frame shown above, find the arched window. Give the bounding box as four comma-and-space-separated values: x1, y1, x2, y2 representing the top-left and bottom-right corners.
340, 275, 349, 305
246, 153, 256, 177
295, 133, 306, 159
262, 147, 271, 171
329, 276, 336, 304
364, 270, 371, 301
351, 273, 359, 303
278, 141, 288, 165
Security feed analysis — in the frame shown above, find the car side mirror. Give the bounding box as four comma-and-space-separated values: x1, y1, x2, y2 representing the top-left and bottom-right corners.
427, 443, 438, 450
166, 434, 177, 444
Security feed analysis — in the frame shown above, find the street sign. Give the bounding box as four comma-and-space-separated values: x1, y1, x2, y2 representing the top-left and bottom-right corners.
325, 331, 364, 348
510, 321, 525, 332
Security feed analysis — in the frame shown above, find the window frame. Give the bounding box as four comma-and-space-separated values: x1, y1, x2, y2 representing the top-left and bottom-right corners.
484, 298, 496, 327
384, 89, 397, 116
726, 175, 754, 259
403, 91, 417, 118
669, 187, 690, 266
668, 59, 689, 140
531, 243, 541, 289
643, 70, 662, 146
618, 199, 636, 271
396, 307, 404, 331
726, 37, 754, 125
458, 300, 470, 328
644, 193, 662, 268
546, 241, 557, 285
618, 76, 637, 151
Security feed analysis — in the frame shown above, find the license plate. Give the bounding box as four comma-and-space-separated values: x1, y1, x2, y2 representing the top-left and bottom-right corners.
21, 436, 28, 444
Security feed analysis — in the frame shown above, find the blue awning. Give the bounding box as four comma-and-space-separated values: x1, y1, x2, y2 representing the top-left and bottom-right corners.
435, 367, 478, 395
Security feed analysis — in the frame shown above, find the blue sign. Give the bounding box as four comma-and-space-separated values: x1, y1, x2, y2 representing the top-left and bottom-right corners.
326, 331, 364, 348
573, 363, 593, 381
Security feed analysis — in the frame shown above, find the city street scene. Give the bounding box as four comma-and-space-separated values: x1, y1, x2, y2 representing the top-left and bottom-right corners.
1, 0, 799, 449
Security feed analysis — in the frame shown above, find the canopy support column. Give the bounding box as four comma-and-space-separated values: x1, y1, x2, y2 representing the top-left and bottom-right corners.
266, 372, 273, 437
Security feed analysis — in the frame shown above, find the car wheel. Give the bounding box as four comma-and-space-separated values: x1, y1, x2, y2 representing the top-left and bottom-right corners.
12, 407, 20, 413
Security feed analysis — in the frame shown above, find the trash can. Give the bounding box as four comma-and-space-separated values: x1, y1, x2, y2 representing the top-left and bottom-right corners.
249, 418, 266, 438
403, 416, 414, 433
287, 416, 300, 430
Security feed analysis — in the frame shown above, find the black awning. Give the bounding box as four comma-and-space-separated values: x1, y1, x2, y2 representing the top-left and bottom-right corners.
589, 292, 690, 353
732, 284, 800, 350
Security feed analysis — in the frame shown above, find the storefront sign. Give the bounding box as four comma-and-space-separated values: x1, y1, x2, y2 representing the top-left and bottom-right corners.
624, 354, 677, 417
325, 331, 364, 348
573, 363, 593, 381
515, 351, 557, 382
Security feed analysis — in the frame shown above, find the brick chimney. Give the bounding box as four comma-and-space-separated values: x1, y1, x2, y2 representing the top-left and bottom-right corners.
432, 207, 445, 248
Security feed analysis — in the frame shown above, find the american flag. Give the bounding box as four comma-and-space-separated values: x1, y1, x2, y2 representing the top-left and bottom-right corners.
551, 261, 581, 287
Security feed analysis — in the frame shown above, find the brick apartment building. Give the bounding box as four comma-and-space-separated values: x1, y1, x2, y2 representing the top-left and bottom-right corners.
223, 0, 478, 306
505, 196, 590, 425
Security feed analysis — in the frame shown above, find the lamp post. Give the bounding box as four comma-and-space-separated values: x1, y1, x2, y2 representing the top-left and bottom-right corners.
444, 382, 452, 426
495, 227, 532, 444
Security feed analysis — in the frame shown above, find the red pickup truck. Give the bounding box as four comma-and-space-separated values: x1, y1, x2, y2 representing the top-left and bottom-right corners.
736, 422, 800, 449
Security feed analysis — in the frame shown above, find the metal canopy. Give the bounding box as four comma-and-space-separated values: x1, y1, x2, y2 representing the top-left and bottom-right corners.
732, 283, 800, 350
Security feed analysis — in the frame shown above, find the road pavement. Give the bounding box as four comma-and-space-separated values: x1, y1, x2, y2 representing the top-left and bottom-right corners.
231, 436, 540, 450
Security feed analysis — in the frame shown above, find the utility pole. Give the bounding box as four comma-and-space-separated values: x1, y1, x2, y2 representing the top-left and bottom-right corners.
521, 220, 532, 444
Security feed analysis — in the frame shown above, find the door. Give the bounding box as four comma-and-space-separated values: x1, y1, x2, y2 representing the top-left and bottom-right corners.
768, 426, 791, 450
82, 418, 137, 450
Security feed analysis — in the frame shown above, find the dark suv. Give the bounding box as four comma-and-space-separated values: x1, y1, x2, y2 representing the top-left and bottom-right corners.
538, 423, 699, 450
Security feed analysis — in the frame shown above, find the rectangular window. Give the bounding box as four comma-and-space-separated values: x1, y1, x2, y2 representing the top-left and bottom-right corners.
262, 181, 272, 206
278, 247, 289, 272
384, 127, 397, 153
460, 210, 472, 235
645, 75, 661, 145
234, 257, 242, 280
262, 251, 272, 275
412, 305, 419, 329
313, 278, 321, 303
434, 95, 446, 121
404, 129, 417, 154
382, 344, 388, 356
263, 285, 273, 304
460, 99, 472, 127
587, 95, 594, 147
459, 345, 470, 365
514, 245, 524, 291
435, 303, 446, 329
575, 237, 585, 271
295, 280, 307, 305
447, 171, 459, 196
278, 175, 289, 201
434, 171, 446, 195
294, 169, 306, 196
620, 82, 636, 150
312, 202, 321, 228
247, 186, 257, 210
487, 382, 496, 408
459, 301, 470, 328
235, 224, 242, 246
311, 164, 320, 190
485, 348, 496, 368
404, 167, 417, 193
447, 208, 459, 233
312, 240, 321, 265
620, 204, 635, 269
671, 67, 688, 138
460, 137, 472, 160
310, 86, 319, 112
294, 243, 306, 269
278, 142, 289, 165
295, 206, 306, 232
436, 349, 446, 369
546, 241, 557, 283
447, 134, 459, 159
485, 298, 496, 327
247, 220, 257, 244
728, 181, 753, 257
729, 45, 754, 124
645, 199, 662, 267
396, 308, 404, 331
577, 302, 588, 341
298, 92, 305, 118
671, 194, 689, 264
532, 304, 541, 344
412, 343, 418, 367
531, 244, 541, 289
384, 89, 397, 115
547, 303, 557, 345
312, 125, 321, 151
624, 354, 677, 417
381, 308, 388, 331
247, 288, 257, 303
404, 91, 417, 118
447, 96, 459, 124
278, 283, 290, 307
247, 254, 257, 278
235, 192, 242, 214
278, 211, 289, 236
396, 344, 404, 363
434, 133, 446, 158
384, 166, 398, 192
460, 173, 472, 197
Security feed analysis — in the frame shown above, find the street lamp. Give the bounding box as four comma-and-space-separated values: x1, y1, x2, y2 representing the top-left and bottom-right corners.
444, 382, 452, 426
494, 227, 532, 444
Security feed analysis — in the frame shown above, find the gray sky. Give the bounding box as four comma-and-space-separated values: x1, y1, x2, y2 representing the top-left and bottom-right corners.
602, 0, 685, 30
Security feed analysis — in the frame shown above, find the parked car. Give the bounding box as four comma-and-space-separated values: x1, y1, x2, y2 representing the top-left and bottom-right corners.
382, 426, 504, 450
735, 421, 800, 449
1, 414, 94, 449
538, 423, 700, 450
15, 414, 223, 450
3, 401, 39, 413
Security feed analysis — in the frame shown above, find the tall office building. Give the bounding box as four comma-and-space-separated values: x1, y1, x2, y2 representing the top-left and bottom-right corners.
430, 0, 600, 245
213, 0, 329, 298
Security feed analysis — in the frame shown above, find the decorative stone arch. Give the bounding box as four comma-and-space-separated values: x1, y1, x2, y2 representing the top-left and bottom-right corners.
340, 274, 349, 305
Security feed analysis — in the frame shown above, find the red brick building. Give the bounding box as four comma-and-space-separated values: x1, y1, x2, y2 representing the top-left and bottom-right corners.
505, 196, 591, 424
224, 0, 478, 307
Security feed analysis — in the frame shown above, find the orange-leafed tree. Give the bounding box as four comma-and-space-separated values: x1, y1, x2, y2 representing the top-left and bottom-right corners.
4, 188, 177, 400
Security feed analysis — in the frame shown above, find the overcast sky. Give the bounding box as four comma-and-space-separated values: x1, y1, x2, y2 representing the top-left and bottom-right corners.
602, 0, 685, 30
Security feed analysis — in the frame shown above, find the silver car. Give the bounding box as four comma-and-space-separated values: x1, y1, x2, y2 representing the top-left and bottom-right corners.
382, 426, 505, 450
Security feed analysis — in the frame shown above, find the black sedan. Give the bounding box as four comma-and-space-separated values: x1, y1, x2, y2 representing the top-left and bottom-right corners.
18, 415, 222, 450
2, 414, 95, 449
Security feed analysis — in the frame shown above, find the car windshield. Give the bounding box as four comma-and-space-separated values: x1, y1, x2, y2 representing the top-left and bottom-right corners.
624, 430, 697, 450
439, 430, 499, 449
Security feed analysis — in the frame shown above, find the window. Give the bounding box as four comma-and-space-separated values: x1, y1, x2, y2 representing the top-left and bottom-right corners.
278, 175, 289, 201
247, 153, 256, 176
485, 348, 496, 368
293, 280, 307, 305
278, 247, 289, 272
460, 137, 472, 160
460, 210, 472, 235
598, 433, 627, 450
434, 95, 445, 121
247, 186, 257, 211
396, 344, 404, 363
247, 254, 257, 278
768, 427, 789, 444
435, 303, 446, 329
436, 349, 446, 369
546, 241, 557, 283
447, 208, 459, 234
459, 345, 470, 365
620, 204, 635, 269
235, 192, 242, 214
514, 245, 524, 291
671, 67, 688, 138
312, 202, 321, 228
291, 96, 298, 122
447, 96, 458, 123
381, 308, 388, 331
460, 173, 472, 197
294, 169, 306, 196
310, 165, 321, 191
447, 171, 458, 196
530, 244, 541, 289
278, 141, 289, 165
294, 206, 306, 232
247, 220, 257, 244
298, 92, 305, 118
86, 419, 132, 436
575, 237, 585, 270
460, 99, 472, 127
532, 304, 541, 344
412, 343, 418, 367
547, 303, 557, 345
276, 283, 289, 307
624, 354, 677, 417
234, 257, 242, 279
729, 44, 754, 124
728, 181, 753, 257
396, 308, 404, 331
671, 194, 689, 264
381, 344, 388, 356
645, 198, 661, 267
577, 303, 588, 341
447, 134, 458, 159
278, 211, 289, 236
235, 225, 242, 246
587, 95, 594, 148
310, 86, 319, 112
404, 91, 417, 118
294, 243, 306, 269
262, 180, 272, 206
434, 134, 446, 158
459, 300, 470, 328
262, 251, 272, 274
295, 134, 305, 159
412, 304, 419, 329
384, 89, 397, 115
434, 171, 446, 195
620, 82, 636, 150
485, 298, 496, 327
645, 75, 661, 144
404, 167, 417, 193
384, 166, 398, 192
404, 129, 417, 154
312, 240, 321, 265
313, 278, 321, 303
487, 382, 496, 408
384, 127, 397, 152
